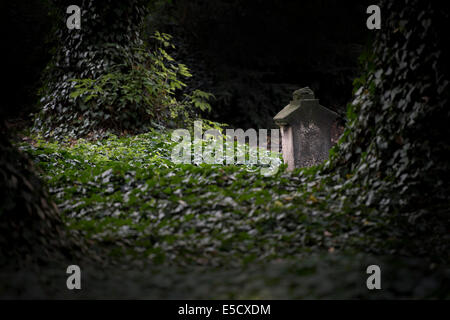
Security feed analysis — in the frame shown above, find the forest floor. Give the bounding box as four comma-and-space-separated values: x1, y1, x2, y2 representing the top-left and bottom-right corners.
4, 130, 448, 299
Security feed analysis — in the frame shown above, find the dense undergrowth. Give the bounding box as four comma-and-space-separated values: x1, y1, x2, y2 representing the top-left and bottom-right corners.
17, 129, 446, 266
11, 128, 448, 298
35, 1, 213, 139
2, 0, 449, 299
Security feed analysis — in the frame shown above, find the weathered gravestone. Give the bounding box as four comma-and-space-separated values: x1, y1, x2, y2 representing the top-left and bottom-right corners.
273, 87, 338, 170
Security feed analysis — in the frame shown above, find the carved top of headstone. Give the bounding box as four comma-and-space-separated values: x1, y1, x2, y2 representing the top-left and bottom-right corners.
273, 87, 336, 126
292, 87, 315, 103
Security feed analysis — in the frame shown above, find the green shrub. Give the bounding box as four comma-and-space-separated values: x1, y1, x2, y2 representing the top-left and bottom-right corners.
68, 32, 213, 134
34, 1, 213, 139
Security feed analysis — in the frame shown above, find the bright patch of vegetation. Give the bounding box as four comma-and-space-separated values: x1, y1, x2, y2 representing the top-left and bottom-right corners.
19, 129, 426, 268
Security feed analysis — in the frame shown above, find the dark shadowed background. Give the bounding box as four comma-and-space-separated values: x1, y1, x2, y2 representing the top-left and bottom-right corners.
4, 0, 372, 129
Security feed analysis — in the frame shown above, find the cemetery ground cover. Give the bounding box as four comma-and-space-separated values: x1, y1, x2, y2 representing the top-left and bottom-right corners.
3, 1, 449, 300
9, 129, 448, 298
17, 130, 393, 265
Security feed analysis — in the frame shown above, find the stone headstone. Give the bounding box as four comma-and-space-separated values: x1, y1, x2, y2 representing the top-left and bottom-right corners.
273, 87, 338, 170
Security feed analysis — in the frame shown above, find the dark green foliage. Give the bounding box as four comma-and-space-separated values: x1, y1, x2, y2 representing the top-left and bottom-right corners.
35, 1, 211, 139
3, 0, 449, 298
35, 0, 149, 138
17, 125, 446, 267
324, 0, 450, 248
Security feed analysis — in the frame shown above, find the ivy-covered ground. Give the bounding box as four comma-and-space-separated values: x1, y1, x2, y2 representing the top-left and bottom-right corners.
2, 0, 448, 300
5, 130, 447, 299
16, 131, 404, 265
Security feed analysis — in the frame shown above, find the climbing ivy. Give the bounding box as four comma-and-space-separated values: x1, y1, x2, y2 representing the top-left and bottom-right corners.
325, 0, 449, 236
34, 1, 212, 139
